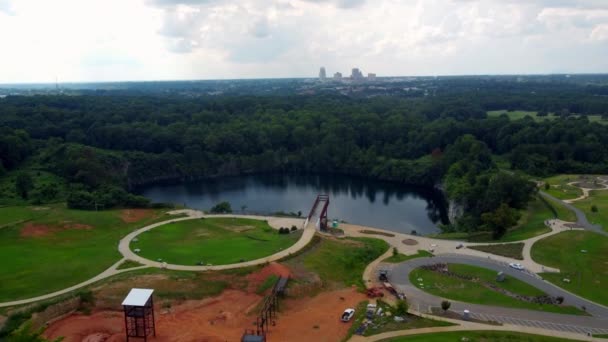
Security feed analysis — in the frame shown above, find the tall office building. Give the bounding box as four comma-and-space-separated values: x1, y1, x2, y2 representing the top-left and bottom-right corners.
351, 68, 364, 80
368, 73, 377, 80
319, 67, 327, 80
334, 72, 342, 79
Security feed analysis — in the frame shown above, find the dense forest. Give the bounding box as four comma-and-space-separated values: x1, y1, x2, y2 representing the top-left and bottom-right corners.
1, 76, 608, 238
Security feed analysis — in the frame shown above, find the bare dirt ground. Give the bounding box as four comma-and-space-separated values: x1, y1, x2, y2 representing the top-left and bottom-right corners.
44, 288, 364, 342
20, 222, 93, 238
120, 209, 156, 223
43, 261, 364, 342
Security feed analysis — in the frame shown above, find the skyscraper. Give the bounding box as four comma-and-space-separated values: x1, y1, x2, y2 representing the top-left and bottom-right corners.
319, 67, 327, 80
351, 68, 364, 80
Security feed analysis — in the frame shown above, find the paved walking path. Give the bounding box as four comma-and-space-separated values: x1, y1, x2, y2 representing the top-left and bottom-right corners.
118, 211, 311, 271
0, 259, 149, 308
539, 176, 608, 236
0, 210, 311, 308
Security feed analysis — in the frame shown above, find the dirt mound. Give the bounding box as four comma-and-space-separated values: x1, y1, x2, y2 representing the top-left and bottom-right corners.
246, 262, 291, 293
120, 209, 155, 223
20, 222, 92, 238
45, 290, 263, 342
45, 287, 364, 342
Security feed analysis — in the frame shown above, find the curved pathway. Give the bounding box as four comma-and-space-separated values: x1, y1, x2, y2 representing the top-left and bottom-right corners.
118, 211, 311, 271
386, 255, 608, 334
539, 175, 608, 236
0, 210, 312, 308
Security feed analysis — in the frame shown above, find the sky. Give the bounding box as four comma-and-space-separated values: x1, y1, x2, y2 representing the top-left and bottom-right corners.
0, 0, 607, 83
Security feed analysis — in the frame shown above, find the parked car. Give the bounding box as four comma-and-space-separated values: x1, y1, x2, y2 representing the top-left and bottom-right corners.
341, 308, 355, 322
456, 243, 464, 249
365, 303, 377, 319
509, 263, 525, 270
378, 269, 389, 282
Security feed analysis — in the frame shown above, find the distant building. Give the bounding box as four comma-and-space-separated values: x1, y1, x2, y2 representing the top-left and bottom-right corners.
319, 67, 327, 80
368, 73, 377, 80
334, 72, 342, 79
351, 68, 364, 80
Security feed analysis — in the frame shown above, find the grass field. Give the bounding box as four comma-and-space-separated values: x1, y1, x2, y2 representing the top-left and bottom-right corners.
543, 195, 577, 222
383, 250, 433, 263
0, 205, 172, 302
544, 175, 584, 200
572, 189, 608, 231
410, 263, 584, 315
499, 196, 553, 242
468, 243, 524, 260
295, 237, 388, 289
135, 217, 301, 265
381, 330, 580, 342
532, 230, 608, 306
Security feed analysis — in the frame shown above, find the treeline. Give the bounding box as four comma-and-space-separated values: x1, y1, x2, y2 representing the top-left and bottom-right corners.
1, 87, 608, 237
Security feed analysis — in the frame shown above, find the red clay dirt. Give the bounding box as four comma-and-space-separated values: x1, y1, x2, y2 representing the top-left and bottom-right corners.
246, 262, 291, 293
120, 209, 155, 223
44, 287, 365, 342
20, 222, 93, 238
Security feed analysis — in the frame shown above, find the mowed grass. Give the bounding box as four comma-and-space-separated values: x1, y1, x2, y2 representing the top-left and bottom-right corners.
0, 205, 171, 302
532, 230, 608, 306
301, 237, 389, 289
468, 243, 524, 260
383, 250, 433, 263
544, 174, 584, 200
499, 196, 552, 242
410, 263, 584, 315
381, 330, 580, 342
135, 217, 301, 265
572, 188, 608, 231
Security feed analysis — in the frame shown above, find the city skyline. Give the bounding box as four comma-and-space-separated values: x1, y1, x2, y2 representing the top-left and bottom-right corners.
1, 0, 608, 83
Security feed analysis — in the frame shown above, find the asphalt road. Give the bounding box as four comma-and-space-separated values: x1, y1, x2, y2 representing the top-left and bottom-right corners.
539, 191, 607, 237
385, 255, 608, 334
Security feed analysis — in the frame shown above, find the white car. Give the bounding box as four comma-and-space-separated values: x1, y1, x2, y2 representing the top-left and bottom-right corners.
341, 308, 355, 322
509, 263, 524, 270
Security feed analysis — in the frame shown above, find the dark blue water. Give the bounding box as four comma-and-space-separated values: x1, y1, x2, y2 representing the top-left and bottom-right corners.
138, 174, 448, 235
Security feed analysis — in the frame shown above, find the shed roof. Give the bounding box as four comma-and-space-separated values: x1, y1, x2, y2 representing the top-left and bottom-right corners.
122, 288, 154, 306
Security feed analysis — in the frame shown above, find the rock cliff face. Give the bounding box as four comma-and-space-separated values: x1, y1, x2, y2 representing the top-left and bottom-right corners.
437, 182, 464, 224
447, 199, 464, 224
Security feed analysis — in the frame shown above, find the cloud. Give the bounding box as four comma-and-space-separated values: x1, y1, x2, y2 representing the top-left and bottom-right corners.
299, 0, 366, 9
0, 0, 15, 15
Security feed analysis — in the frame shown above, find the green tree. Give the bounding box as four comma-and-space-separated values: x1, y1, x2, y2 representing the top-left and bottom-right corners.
481, 203, 520, 239
15, 172, 33, 199
394, 299, 408, 316
441, 300, 451, 312
210, 201, 232, 214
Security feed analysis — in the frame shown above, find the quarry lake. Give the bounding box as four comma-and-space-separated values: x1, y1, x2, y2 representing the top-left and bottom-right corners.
139, 174, 449, 235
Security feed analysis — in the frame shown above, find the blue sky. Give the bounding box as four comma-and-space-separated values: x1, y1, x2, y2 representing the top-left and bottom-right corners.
0, 0, 607, 83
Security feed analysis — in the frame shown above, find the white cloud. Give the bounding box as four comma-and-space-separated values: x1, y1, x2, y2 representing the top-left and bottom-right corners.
0, 0, 607, 83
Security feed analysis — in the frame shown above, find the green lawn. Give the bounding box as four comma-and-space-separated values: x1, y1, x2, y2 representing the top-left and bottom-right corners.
544, 175, 584, 200
543, 195, 577, 222
499, 196, 552, 242
572, 188, 608, 231
301, 237, 389, 289
410, 263, 584, 315
0, 205, 172, 302
468, 243, 524, 260
532, 230, 608, 306
383, 250, 433, 263
381, 330, 580, 342
135, 217, 301, 265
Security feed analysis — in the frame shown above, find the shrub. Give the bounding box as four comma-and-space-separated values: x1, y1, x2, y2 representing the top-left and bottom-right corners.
556, 296, 564, 304
441, 300, 451, 312
394, 299, 408, 316
393, 247, 398, 256
291, 225, 298, 231
544, 183, 550, 190
591, 205, 598, 213
210, 201, 232, 214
